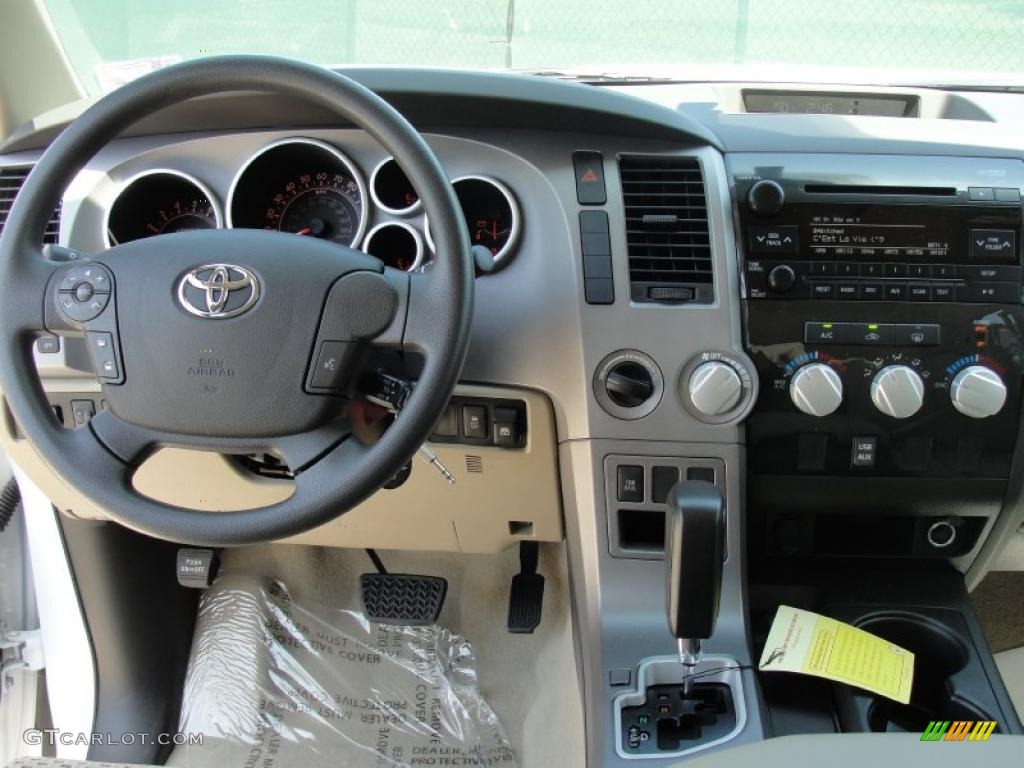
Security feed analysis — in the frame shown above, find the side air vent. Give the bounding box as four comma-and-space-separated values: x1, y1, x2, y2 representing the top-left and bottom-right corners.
0, 166, 61, 243
620, 156, 713, 304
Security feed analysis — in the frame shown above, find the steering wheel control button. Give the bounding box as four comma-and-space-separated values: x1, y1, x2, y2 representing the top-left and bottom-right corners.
56, 263, 114, 324
70, 399, 96, 426
461, 405, 488, 440
851, 436, 878, 469
35, 336, 60, 354
57, 289, 110, 323
573, 151, 607, 205
308, 341, 353, 392
616, 465, 644, 503
86, 331, 121, 381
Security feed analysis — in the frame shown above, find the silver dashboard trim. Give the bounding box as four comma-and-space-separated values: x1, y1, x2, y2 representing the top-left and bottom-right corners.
103, 167, 225, 249
361, 219, 425, 272
225, 136, 369, 248
369, 155, 423, 216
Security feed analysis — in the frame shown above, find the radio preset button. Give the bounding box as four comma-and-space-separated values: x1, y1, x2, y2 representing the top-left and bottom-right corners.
970, 229, 1016, 261
860, 263, 883, 277
836, 263, 857, 277
861, 283, 884, 300
933, 264, 957, 279
836, 283, 860, 300
884, 264, 908, 278
908, 265, 932, 278
908, 283, 932, 301
931, 284, 957, 302
810, 262, 836, 276
884, 283, 908, 300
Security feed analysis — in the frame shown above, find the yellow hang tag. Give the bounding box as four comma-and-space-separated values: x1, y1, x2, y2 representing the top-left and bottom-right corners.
758, 605, 915, 704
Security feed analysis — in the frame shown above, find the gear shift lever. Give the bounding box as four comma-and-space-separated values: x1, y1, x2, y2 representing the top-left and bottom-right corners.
664, 480, 726, 696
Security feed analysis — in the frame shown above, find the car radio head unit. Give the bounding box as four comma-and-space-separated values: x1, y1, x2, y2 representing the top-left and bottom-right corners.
736, 162, 1023, 304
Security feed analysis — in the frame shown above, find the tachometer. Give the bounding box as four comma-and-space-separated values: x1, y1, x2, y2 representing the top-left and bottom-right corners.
228, 138, 367, 247
105, 170, 221, 246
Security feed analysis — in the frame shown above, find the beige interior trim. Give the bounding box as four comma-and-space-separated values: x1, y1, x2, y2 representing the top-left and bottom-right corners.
0, 0, 85, 143
1, 384, 563, 553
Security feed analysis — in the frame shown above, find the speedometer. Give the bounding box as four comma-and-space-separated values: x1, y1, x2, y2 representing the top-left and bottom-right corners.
267, 171, 362, 244
228, 138, 367, 247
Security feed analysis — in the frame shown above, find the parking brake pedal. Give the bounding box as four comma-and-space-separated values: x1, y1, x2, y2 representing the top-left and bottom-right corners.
360, 550, 447, 625
507, 541, 545, 633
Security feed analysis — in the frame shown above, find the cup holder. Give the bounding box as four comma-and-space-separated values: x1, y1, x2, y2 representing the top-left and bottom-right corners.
847, 612, 992, 733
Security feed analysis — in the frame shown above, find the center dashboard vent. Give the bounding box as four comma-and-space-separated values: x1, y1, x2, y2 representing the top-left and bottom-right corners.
0, 166, 61, 243
620, 155, 713, 304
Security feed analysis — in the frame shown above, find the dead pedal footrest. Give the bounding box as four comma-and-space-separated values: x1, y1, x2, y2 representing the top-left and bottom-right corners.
360, 573, 448, 625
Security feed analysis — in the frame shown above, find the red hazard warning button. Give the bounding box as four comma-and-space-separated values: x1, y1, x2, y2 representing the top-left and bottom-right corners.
573, 151, 606, 205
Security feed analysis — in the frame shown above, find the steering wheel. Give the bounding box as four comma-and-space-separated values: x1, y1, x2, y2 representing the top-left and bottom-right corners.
0, 56, 474, 545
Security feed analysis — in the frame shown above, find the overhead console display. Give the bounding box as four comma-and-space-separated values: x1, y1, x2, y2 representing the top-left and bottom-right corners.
743, 89, 918, 117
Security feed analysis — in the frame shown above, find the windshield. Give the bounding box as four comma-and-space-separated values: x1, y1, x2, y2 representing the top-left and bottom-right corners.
44, 0, 1024, 94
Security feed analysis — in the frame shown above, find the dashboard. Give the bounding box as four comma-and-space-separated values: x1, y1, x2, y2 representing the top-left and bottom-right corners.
4, 68, 1024, 765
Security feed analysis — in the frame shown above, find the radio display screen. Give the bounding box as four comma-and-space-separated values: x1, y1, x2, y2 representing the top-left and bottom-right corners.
776, 203, 1020, 263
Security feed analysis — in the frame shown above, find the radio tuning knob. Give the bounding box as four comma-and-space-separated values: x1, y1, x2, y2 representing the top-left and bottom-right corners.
871, 365, 925, 419
790, 362, 843, 417
688, 360, 744, 416
950, 365, 1007, 419
747, 179, 785, 216
768, 264, 796, 293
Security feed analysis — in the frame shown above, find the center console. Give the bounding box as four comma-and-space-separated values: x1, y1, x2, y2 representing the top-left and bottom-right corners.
730, 153, 1024, 741
733, 154, 1024, 561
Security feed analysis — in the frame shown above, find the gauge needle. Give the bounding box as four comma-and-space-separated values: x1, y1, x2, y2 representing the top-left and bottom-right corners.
295, 227, 312, 236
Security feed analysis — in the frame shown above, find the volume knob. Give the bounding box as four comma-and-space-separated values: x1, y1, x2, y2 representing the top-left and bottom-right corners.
688, 361, 744, 416
950, 365, 1006, 419
790, 362, 843, 417
871, 365, 924, 419
747, 179, 785, 216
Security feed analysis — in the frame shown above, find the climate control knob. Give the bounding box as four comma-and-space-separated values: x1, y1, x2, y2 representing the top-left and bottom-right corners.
949, 365, 1007, 419
688, 361, 743, 416
871, 365, 925, 419
790, 363, 843, 417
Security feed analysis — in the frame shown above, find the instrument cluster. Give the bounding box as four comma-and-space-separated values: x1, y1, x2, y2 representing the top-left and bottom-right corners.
103, 137, 521, 273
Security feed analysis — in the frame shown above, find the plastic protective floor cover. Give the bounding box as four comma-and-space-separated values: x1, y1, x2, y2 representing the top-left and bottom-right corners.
168, 575, 517, 768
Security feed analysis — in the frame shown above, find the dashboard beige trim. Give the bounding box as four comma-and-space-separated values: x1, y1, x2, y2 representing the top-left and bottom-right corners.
1, 384, 563, 554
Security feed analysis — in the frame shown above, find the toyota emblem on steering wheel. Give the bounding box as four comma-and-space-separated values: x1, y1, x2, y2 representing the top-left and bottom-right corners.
177, 264, 261, 318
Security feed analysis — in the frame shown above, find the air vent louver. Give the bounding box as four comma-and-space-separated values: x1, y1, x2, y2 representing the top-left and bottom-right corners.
0, 166, 61, 243
620, 156, 713, 304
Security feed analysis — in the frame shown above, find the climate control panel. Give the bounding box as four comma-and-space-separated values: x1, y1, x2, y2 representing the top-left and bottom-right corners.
746, 301, 1023, 478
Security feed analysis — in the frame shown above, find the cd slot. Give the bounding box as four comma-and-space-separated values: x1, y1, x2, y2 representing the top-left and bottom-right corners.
804, 184, 957, 196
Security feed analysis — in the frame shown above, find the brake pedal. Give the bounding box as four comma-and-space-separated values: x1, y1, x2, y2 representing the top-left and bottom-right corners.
360, 572, 448, 625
